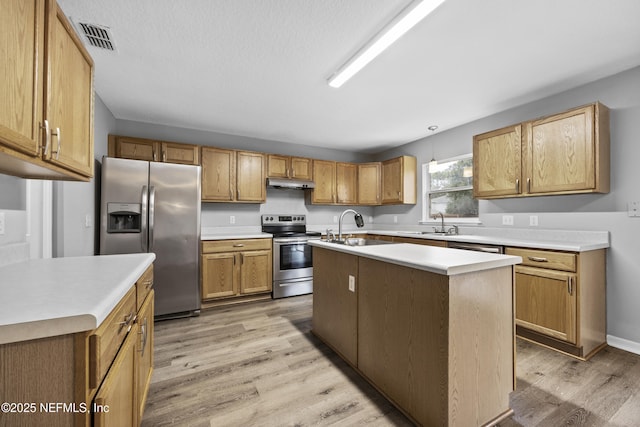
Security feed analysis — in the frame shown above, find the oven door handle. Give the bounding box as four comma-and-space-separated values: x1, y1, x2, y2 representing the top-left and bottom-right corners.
273, 237, 320, 244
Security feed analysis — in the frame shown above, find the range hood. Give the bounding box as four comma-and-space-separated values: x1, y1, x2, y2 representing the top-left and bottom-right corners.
266, 177, 315, 190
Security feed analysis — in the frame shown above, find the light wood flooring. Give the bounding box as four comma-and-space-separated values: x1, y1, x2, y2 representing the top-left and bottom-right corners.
142, 295, 640, 426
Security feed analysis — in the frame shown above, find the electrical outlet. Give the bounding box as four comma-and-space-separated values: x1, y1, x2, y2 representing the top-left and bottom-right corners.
0, 212, 5, 235
394, 215, 398, 223
628, 201, 640, 217
348, 275, 355, 292
529, 215, 538, 226
230, 215, 236, 224
502, 215, 514, 226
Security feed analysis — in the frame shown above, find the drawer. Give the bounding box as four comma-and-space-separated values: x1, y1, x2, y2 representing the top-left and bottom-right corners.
89, 286, 137, 388
136, 264, 154, 310
202, 238, 272, 253
506, 247, 576, 272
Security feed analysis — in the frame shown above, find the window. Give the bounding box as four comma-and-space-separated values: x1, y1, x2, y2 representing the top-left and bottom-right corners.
422, 154, 478, 222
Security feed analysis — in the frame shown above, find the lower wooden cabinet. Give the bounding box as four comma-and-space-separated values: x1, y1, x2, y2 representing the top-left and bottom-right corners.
506, 247, 606, 359
201, 239, 272, 301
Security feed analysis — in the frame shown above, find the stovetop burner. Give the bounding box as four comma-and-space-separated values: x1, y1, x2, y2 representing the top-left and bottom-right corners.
261, 214, 319, 238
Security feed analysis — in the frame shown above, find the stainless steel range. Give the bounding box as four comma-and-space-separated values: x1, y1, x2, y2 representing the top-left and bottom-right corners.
261, 214, 321, 299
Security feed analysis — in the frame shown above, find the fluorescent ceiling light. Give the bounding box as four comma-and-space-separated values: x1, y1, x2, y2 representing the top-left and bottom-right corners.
328, 0, 446, 88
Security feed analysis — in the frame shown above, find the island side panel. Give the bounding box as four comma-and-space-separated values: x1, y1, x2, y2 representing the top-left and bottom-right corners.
448, 266, 515, 426
358, 257, 450, 426
312, 247, 359, 365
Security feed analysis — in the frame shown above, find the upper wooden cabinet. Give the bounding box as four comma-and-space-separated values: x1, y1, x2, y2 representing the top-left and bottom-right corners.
108, 135, 200, 165
267, 154, 313, 180
381, 155, 417, 205
357, 162, 381, 205
336, 162, 357, 205
310, 159, 336, 204
0, 0, 94, 181
473, 102, 610, 199
201, 147, 265, 203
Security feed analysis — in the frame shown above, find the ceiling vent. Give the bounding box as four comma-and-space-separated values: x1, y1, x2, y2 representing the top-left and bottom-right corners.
75, 21, 117, 52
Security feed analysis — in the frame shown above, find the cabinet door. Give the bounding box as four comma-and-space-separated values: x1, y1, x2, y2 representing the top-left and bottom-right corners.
136, 291, 154, 423
161, 141, 200, 165
357, 162, 381, 205
266, 154, 289, 178
45, 3, 94, 177
526, 105, 595, 194
515, 266, 577, 344
93, 324, 137, 427
201, 147, 235, 201
0, 0, 45, 156
201, 252, 237, 299
113, 136, 158, 162
336, 162, 358, 204
381, 156, 416, 205
291, 157, 313, 180
236, 151, 265, 202
239, 250, 272, 294
311, 160, 336, 204
473, 125, 522, 198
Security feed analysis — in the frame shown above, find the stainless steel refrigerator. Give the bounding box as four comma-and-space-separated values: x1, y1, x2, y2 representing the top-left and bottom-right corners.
99, 156, 201, 318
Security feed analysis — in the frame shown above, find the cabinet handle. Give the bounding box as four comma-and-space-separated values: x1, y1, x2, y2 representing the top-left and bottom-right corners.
40, 120, 50, 155
233, 244, 245, 247
138, 318, 148, 356
527, 177, 531, 193
51, 127, 61, 160
118, 312, 136, 332
152, 150, 157, 161
516, 179, 520, 193
527, 256, 548, 262
568, 276, 573, 295
162, 150, 167, 162
143, 279, 153, 290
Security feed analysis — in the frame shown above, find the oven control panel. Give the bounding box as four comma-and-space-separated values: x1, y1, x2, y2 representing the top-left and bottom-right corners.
261, 214, 306, 225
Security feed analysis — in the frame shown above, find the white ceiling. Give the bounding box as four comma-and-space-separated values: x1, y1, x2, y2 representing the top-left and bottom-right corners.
59, 0, 640, 154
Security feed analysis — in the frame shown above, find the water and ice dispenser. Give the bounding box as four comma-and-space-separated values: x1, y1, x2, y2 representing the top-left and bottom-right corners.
107, 203, 142, 233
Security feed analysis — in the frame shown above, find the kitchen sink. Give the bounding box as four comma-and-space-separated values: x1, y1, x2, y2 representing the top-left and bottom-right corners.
329, 238, 394, 246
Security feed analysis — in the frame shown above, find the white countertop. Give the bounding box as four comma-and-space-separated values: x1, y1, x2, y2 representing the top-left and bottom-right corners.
0, 253, 155, 345
201, 226, 272, 240
368, 229, 609, 252
310, 240, 521, 276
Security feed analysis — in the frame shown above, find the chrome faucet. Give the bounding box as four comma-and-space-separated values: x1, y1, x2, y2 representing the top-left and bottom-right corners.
338, 209, 364, 241
433, 212, 445, 233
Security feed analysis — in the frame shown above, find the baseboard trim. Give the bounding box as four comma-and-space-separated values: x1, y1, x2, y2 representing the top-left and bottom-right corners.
607, 335, 640, 356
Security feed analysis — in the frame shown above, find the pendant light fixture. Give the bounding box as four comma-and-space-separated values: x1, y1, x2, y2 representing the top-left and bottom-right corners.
428, 125, 438, 171
327, 0, 447, 88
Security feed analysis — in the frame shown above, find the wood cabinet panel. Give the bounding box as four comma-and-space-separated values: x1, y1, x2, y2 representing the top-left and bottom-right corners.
201, 253, 237, 299
514, 265, 577, 343
239, 250, 272, 294
0, 0, 44, 157
45, 3, 94, 177
473, 125, 522, 198
290, 157, 313, 180
93, 324, 137, 427
381, 156, 416, 205
357, 162, 381, 205
201, 146, 235, 201
310, 159, 336, 204
160, 141, 200, 165
236, 151, 265, 202
112, 136, 157, 161
507, 247, 576, 272
336, 162, 357, 204
136, 291, 154, 423
267, 154, 312, 180
312, 247, 359, 365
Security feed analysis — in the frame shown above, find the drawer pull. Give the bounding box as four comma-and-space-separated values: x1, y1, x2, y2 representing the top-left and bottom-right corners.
528, 256, 548, 262
233, 243, 245, 247
119, 312, 136, 331
143, 279, 153, 289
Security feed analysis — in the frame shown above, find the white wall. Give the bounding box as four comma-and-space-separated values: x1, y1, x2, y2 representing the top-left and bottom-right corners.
374, 65, 640, 353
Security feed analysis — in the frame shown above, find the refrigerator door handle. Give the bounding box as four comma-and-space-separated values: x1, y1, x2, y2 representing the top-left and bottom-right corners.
141, 185, 149, 252
149, 186, 156, 252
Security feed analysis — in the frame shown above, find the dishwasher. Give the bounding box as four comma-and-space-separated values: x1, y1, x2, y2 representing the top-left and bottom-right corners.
447, 241, 504, 254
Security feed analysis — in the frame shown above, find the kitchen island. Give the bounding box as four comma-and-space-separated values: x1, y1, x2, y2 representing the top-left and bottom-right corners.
0, 253, 155, 426
310, 240, 521, 427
